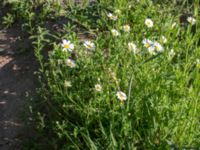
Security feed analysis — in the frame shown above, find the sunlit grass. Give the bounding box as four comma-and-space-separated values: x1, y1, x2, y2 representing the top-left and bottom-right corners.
31, 0, 199, 149
2, 0, 199, 149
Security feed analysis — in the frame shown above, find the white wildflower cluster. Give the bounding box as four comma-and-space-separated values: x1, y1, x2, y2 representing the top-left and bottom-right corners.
122, 25, 131, 32
95, 84, 102, 92
83, 40, 95, 50
59, 12, 181, 105
169, 49, 176, 58
111, 29, 120, 37
61, 40, 74, 52
111, 24, 131, 37
142, 39, 164, 55
116, 91, 127, 102
187, 16, 196, 25
145, 18, 154, 28
61, 39, 95, 69
66, 58, 76, 68
107, 13, 118, 21
161, 36, 167, 44
171, 22, 177, 28
128, 42, 139, 54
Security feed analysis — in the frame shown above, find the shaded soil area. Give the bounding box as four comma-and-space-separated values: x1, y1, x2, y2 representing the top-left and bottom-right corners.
0, 28, 36, 150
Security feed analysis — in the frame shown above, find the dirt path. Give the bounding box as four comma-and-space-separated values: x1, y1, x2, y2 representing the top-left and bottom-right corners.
0, 28, 36, 150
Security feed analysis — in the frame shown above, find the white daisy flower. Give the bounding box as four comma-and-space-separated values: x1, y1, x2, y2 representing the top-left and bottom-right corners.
154, 42, 164, 52
122, 25, 131, 32
107, 13, 113, 18
148, 46, 156, 55
187, 17, 196, 25
83, 40, 95, 50
66, 59, 76, 68
95, 84, 102, 92
111, 29, 120, 37
142, 39, 153, 49
107, 13, 118, 21
128, 42, 139, 54
161, 36, 167, 43
64, 80, 72, 87
169, 49, 175, 58
142, 39, 160, 55
61, 40, 74, 52
171, 22, 177, 28
116, 91, 127, 102
145, 18, 153, 28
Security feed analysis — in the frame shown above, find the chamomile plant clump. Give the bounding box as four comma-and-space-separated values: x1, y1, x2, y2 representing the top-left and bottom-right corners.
30, 0, 200, 149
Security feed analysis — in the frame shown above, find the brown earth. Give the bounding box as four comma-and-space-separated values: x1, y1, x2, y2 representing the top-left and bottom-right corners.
0, 28, 36, 150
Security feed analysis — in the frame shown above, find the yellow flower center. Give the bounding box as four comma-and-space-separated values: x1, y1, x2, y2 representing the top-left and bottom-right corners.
145, 43, 151, 48
119, 93, 124, 99
67, 61, 74, 68
64, 44, 70, 49
69, 62, 73, 67
87, 44, 92, 49
124, 26, 129, 31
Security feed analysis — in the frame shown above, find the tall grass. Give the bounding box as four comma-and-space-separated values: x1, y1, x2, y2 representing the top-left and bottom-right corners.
2, 0, 199, 149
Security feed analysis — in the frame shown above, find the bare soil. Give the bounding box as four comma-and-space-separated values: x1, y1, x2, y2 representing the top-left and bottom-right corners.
0, 28, 36, 150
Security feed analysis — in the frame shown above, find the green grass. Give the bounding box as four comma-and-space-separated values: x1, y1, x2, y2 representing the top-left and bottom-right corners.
1, 0, 200, 149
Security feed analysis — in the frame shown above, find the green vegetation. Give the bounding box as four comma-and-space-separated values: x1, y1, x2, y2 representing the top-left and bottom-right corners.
1, 0, 199, 149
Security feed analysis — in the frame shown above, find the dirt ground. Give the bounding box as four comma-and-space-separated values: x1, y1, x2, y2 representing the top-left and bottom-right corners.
0, 28, 36, 150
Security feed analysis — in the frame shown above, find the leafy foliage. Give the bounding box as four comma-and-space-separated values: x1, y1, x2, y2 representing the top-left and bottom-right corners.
1, 0, 200, 149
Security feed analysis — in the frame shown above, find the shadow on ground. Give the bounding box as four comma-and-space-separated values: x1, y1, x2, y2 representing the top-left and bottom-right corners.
0, 27, 37, 150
